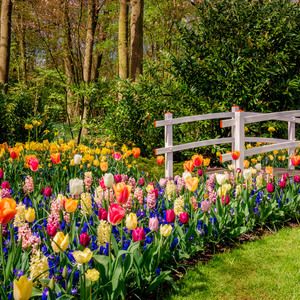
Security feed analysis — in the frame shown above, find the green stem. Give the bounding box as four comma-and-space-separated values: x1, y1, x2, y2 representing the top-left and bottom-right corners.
0, 224, 6, 283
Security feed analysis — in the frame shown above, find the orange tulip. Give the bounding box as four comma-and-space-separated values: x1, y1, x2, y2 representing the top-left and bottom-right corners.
51, 153, 61, 164
183, 160, 194, 172
231, 151, 240, 160
113, 182, 131, 205
291, 155, 300, 167
192, 154, 203, 167
0, 198, 17, 224
156, 155, 164, 166
64, 198, 79, 213
100, 161, 108, 172
132, 147, 141, 159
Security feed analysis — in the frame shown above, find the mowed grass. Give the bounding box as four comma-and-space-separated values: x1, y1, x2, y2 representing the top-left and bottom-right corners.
167, 227, 300, 300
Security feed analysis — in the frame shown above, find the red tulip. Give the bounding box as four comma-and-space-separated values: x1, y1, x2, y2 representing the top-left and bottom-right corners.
279, 180, 286, 189
46, 223, 58, 237
165, 209, 175, 223
98, 208, 108, 220
113, 182, 131, 205
231, 151, 240, 160
266, 182, 275, 193
282, 173, 289, 181
291, 155, 300, 167
108, 203, 125, 225
9, 150, 18, 160
42, 186, 52, 197
179, 212, 189, 224
198, 169, 203, 177
112, 152, 122, 161
29, 157, 39, 172
114, 174, 122, 183
294, 175, 300, 183
51, 153, 61, 164
221, 195, 230, 205
132, 227, 145, 242
0, 168, 3, 179
192, 154, 203, 167
79, 232, 91, 247
138, 177, 145, 186
1, 181, 10, 189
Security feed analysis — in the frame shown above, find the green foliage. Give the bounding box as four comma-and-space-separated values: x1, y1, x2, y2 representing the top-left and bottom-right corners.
172, 0, 300, 112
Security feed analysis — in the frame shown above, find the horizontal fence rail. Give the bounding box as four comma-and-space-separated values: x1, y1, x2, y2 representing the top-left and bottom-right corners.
154, 106, 300, 178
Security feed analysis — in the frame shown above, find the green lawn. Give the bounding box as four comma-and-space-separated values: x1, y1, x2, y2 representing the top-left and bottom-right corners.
167, 227, 300, 300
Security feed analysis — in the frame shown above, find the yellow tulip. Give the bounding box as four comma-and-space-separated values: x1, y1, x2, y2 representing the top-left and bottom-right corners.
73, 248, 93, 264
51, 232, 69, 253
64, 198, 78, 213
185, 177, 199, 192
86, 269, 100, 282
25, 208, 35, 223
125, 213, 138, 230
160, 224, 172, 237
243, 160, 250, 169
13, 276, 33, 300
203, 158, 210, 167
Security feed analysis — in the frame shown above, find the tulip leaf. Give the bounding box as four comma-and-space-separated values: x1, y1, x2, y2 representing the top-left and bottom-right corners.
31, 287, 43, 297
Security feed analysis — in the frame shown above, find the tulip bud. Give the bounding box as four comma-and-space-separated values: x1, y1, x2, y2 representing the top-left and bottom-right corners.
165, 209, 175, 223
179, 212, 189, 224
79, 232, 91, 247
62, 266, 68, 279
279, 180, 286, 189
103, 173, 114, 188
221, 194, 230, 205
149, 217, 159, 231
294, 175, 300, 183
98, 208, 108, 220
25, 208, 35, 223
0, 168, 3, 179
266, 182, 275, 193
48, 277, 55, 290
138, 177, 145, 186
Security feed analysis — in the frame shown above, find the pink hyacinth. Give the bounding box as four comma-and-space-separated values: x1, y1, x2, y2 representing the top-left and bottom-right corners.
125, 194, 133, 210
159, 178, 167, 188
18, 224, 41, 249
201, 200, 211, 213
128, 177, 136, 189
176, 177, 185, 193
47, 197, 63, 229
146, 190, 157, 209
84, 172, 93, 191
1, 188, 11, 198
206, 174, 217, 203
121, 174, 128, 183
134, 187, 144, 205
23, 176, 34, 194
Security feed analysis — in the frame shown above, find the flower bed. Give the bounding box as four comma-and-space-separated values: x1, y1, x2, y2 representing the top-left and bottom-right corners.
0, 141, 300, 299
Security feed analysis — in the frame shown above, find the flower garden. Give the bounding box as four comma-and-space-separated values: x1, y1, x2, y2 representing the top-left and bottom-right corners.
0, 140, 300, 300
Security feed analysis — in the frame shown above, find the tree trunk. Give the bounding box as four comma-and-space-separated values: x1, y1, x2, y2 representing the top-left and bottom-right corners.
118, 0, 129, 79
0, 0, 13, 93
130, 0, 143, 81
81, 0, 98, 138
17, 13, 27, 83
61, 0, 78, 122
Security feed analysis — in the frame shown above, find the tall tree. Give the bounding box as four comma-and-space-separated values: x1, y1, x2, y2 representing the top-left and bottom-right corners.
118, 0, 129, 79
130, 0, 143, 80
0, 0, 13, 92
81, 0, 103, 138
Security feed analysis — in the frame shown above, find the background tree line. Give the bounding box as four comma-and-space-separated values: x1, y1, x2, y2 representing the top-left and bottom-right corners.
0, 0, 299, 157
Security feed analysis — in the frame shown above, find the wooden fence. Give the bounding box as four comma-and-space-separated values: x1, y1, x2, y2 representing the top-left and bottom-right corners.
154, 106, 300, 178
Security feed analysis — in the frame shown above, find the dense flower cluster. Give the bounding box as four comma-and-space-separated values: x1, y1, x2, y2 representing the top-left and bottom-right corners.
0, 141, 299, 299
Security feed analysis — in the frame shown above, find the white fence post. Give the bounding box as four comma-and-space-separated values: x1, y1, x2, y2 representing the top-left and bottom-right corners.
164, 112, 173, 179
231, 105, 239, 170
288, 120, 296, 169
234, 109, 245, 171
